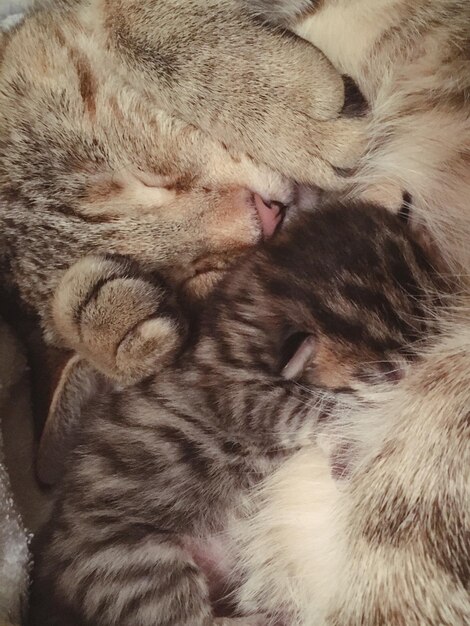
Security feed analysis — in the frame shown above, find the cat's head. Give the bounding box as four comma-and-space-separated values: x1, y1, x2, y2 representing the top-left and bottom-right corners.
0, 19, 314, 301
199, 201, 448, 393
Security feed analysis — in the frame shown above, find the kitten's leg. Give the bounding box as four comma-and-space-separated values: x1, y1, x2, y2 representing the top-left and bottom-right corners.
30, 399, 270, 626
102, 0, 365, 189
31, 532, 215, 626
52, 254, 186, 385
32, 529, 268, 626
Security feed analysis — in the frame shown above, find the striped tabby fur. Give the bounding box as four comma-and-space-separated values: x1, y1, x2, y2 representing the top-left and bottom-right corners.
29, 202, 449, 626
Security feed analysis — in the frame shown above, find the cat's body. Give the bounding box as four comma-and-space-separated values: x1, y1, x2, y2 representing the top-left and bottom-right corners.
30, 202, 450, 626
230, 2, 470, 623
234, 320, 470, 626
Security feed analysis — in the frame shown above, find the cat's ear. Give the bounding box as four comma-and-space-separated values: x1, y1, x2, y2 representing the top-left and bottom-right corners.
281, 333, 404, 390
282, 334, 316, 380
36, 355, 111, 487
281, 333, 355, 389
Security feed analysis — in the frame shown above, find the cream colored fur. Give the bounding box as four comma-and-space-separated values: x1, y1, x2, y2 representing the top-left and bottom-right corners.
233, 2, 470, 623
235, 315, 470, 625
295, 1, 470, 272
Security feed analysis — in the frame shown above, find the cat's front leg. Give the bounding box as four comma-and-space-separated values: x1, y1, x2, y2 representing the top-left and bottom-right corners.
52, 254, 186, 385
104, 0, 366, 189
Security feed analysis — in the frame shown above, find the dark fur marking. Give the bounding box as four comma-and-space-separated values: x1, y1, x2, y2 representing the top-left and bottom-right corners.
340, 283, 406, 334
74, 274, 120, 332
341, 75, 369, 117
356, 360, 403, 385
156, 425, 211, 477
69, 49, 98, 117
398, 192, 412, 223
110, 11, 179, 79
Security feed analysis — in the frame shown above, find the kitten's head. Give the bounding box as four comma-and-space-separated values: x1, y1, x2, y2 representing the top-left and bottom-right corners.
199, 202, 448, 392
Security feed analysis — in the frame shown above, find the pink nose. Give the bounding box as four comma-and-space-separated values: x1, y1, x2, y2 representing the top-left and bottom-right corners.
253, 193, 285, 239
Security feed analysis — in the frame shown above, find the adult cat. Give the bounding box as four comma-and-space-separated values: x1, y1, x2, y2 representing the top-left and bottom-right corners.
0, 0, 362, 365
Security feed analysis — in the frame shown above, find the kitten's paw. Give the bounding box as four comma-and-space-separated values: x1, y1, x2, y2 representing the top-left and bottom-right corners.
53, 255, 186, 385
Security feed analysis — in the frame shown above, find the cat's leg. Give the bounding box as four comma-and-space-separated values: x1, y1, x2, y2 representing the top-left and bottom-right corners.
101, 0, 365, 189
51, 254, 186, 385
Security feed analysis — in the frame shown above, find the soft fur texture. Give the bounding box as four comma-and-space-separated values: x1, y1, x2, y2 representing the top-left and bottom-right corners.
2, 1, 470, 624
231, 2, 470, 624
29, 203, 451, 626
0, 0, 361, 621
235, 318, 470, 625
243, 0, 470, 272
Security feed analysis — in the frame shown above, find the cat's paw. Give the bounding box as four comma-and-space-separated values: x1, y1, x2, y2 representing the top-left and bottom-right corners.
52, 255, 186, 385
301, 117, 367, 189
250, 39, 368, 189
357, 180, 404, 212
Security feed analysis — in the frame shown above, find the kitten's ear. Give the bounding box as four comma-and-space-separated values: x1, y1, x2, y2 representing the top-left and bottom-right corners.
281, 333, 354, 389
282, 334, 316, 380
36, 356, 111, 487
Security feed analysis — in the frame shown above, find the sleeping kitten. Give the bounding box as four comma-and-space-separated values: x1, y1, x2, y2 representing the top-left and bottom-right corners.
29, 202, 448, 626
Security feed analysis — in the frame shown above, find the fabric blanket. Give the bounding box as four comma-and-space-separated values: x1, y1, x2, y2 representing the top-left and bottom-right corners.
0, 320, 29, 625
0, 0, 35, 29
0, 1, 32, 29
0, 6, 48, 625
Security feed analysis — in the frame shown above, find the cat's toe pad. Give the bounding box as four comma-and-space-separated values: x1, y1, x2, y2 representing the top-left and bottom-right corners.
53, 254, 185, 384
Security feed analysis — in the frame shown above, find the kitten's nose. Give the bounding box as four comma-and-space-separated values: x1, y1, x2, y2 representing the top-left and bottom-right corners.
253, 193, 286, 239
